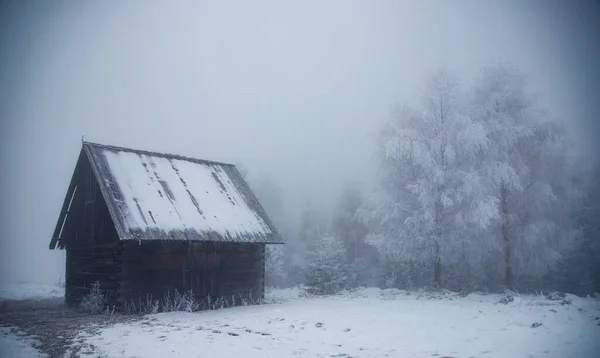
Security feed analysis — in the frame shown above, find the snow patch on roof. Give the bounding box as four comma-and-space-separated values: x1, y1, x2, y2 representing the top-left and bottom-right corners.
100, 148, 274, 242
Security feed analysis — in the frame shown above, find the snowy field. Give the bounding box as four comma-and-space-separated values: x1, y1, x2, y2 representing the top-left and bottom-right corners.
0, 282, 63, 301
69, 288, 600, 358
1, 284, 598, 357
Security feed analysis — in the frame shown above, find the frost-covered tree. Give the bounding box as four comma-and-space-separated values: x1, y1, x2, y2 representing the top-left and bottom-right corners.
470, 63, 581, 289
361, 64, 582, 292
283, 202, 318, 285
334, 185, 367, 261
333, 185, 377, 287
365, 71, 489, 288
305, 233, 348, 295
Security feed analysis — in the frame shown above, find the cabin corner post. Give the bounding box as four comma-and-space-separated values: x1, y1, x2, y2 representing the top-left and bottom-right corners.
262, 244, 266, 299
64, 248, 70, 304
114, 240, 124, 312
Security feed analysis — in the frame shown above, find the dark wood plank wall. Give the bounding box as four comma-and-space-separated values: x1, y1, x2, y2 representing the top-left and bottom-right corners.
65, 242, 121, 306
218, 243, 265, 302
119, 241, 188, 307
120, 241, 265, 309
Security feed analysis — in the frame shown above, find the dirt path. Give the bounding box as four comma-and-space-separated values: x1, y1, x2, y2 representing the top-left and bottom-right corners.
0, 298, 141, 357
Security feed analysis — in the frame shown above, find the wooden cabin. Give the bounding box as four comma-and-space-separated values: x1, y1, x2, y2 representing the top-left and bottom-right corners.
49, 141, 283, 311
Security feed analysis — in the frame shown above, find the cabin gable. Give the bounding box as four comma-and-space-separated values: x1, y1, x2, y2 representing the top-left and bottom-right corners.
50, 149, 120, 250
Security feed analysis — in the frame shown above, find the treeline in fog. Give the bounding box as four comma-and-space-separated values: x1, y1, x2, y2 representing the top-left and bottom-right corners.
250, 63, 600, 296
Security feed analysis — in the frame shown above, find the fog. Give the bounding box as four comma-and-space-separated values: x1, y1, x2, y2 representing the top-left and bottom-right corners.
1, 0, 599, 285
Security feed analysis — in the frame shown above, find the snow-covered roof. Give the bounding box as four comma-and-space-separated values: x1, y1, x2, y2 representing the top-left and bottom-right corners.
83, 141, 282, 244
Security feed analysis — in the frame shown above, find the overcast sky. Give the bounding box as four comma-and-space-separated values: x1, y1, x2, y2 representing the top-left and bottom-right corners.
1, 0, 599, 284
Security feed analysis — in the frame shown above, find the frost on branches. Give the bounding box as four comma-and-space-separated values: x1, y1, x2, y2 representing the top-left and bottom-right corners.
305, 233, 348, 295
363, 64, 581, 291
364, 71, 489, 289
470, 63, 581, 289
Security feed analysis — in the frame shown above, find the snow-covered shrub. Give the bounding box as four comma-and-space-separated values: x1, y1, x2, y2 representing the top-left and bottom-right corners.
80, 281, 106, 314
104, 305, 117, 315
147, 296, 160, 314
545, 291, 566, 301
162, 290, 198, 312
384, 271, 397, 289
305, 234, 348, 295
123, 294, 160, 315
543, 291, 572, 305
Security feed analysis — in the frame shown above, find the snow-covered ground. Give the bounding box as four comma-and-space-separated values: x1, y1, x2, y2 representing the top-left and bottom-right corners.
72, 288, 600, 358
0, 282, 63, 300
0, 327, 47, 358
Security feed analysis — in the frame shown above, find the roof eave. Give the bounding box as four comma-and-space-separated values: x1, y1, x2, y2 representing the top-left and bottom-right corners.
83, 143, 131, 241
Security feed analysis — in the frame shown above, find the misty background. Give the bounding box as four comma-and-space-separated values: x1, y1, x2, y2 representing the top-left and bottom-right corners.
1, 0, 599, 285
